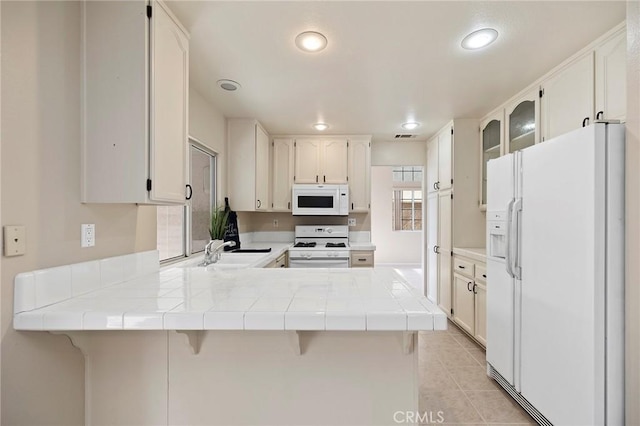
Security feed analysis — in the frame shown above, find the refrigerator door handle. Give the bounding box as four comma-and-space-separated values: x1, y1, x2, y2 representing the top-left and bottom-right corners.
510, 198, 523, 280
505, 199, 515, 278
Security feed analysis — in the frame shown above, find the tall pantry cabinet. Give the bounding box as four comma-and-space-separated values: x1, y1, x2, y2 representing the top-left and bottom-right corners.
82, 1, 189, 204
425, 120, 485, 316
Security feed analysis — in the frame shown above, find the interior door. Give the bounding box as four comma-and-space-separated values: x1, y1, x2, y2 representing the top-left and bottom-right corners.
519, 125, 604, 425
437, 190, 452, 315
426, 192, 439, 302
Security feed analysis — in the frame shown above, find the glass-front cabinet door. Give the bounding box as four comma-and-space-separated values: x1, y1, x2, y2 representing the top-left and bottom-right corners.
505, 89, 539, 154
480, 112, 503, 209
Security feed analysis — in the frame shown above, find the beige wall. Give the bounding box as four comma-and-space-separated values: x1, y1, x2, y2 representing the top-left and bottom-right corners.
189, 87, 227, 202
1, 2, 155, 424
626, 2, 640, 423
240, 212, 370, 233
371, 140, 426, 166
370, 167, 422, 264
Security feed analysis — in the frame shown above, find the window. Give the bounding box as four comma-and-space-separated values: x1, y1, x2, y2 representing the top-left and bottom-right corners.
393, 189, 422, 231
157, 140, 217, 262
392, 166, 422, 183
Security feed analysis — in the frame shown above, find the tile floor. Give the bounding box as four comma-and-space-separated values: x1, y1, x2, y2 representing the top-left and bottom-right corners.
418, 321, 535, 425
385, 267, 533, 424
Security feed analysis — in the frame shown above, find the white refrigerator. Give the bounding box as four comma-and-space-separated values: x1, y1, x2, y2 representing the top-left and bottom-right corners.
485, 123, 624, 425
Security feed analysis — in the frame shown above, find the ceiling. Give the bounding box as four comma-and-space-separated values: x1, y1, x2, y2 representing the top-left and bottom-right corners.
167, 1, 625, 142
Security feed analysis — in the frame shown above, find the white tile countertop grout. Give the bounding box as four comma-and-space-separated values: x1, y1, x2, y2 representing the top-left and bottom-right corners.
13, 249, 445, 332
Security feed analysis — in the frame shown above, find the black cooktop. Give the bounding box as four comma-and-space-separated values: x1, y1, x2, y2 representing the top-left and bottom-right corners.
325, 242, 347, 248
294, 242, 317, 248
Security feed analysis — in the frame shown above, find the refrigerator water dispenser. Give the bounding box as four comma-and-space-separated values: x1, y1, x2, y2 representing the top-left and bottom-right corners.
488, 220, 507, 259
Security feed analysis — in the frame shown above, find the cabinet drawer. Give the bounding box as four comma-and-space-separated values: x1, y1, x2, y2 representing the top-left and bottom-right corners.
453, 257, 474, 278
475, 265, 487, 284
351, 251, 374, 267
275, 254, 287, 268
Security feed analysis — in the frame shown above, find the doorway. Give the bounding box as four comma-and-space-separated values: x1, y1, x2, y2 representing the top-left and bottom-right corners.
371, 165, 424, 292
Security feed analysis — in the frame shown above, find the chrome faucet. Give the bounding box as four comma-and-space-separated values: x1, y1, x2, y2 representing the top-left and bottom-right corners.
201, 240, 236, 266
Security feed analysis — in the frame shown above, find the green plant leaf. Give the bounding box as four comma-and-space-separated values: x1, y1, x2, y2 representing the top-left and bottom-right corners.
209, 205, 229, 240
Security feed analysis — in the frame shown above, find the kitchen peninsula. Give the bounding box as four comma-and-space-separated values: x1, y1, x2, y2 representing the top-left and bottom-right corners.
13, 249, 445, 426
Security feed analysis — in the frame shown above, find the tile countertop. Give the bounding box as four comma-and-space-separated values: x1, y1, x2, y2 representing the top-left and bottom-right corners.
452, 247, 487, 263
13, 250, 444, 332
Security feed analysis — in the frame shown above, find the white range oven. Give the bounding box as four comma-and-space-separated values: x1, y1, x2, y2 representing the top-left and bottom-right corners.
292, 184, 349, 216
288, 225, 350, 268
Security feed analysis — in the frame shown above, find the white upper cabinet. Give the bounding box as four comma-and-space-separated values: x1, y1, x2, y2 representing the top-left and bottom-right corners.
294, 138, 348, 184
505, 89, 539, 154
426, 126, 452, 193
347, 138, 371, 212
595, 29, 626, 122
437, 128, 453, 192
227, 119, 270, 211
541, 52, 595, 141
255, 126, 270, 210
271, 138, 295, 211
322, 139, 349, 184
480, 110, 503, 208
426, 137, 439, 193
294, 139, 322, 184
82, 0, 189, 204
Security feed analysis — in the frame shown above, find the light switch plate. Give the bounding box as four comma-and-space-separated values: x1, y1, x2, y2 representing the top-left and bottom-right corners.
81, 224, 95, 248
4, 225, 26, 256
348, 218, 356, 227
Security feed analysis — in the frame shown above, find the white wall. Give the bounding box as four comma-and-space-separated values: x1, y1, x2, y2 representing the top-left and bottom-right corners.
371, 166, 422, 264
189, 87, 227, 200
626, 2, 640, 423
371, 140, 426, 166
1, 2, 157, 423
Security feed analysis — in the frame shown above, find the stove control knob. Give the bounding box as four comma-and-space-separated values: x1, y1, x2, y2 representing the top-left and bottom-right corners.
326, 228, 333, 234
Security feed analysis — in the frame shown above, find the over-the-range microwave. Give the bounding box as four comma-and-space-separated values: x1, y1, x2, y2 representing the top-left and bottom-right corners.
292, 184, 349, 216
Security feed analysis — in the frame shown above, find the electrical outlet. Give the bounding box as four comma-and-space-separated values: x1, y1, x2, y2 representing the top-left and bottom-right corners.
348, 218, 356, 227
3, 225, 26, 256
273, 219, 279, 228
81, 224, 95, 248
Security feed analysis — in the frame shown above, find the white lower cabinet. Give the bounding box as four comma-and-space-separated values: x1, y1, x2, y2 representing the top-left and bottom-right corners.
350, 250, 374, 268
453, 274, 475, 334
452, 252, 487, 347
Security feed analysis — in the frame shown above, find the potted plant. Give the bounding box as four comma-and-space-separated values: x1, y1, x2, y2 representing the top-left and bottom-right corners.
209, 205, 230, 245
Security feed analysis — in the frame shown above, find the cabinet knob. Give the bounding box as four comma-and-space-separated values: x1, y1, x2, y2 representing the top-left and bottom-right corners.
185, 184, 193, 200
257, 199, 261, 208
458, 265, 465, 269
434, 245, 440, 254
288, 201, 291, 210
582, 117, 590, 127
467, 282, 473, 292
472, 283, 478, 295
596, 111, 604, 120
316, 175, 318, 183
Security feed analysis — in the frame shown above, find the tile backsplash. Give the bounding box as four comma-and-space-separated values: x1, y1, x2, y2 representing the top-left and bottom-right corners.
237, 212, 370, 233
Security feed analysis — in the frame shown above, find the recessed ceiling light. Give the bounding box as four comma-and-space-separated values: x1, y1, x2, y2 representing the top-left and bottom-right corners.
461, 28, 498, 50
295, 31, 328, 53
313, 123, 329, 131
217, 79, 241, 91
402, 122, 420, 130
